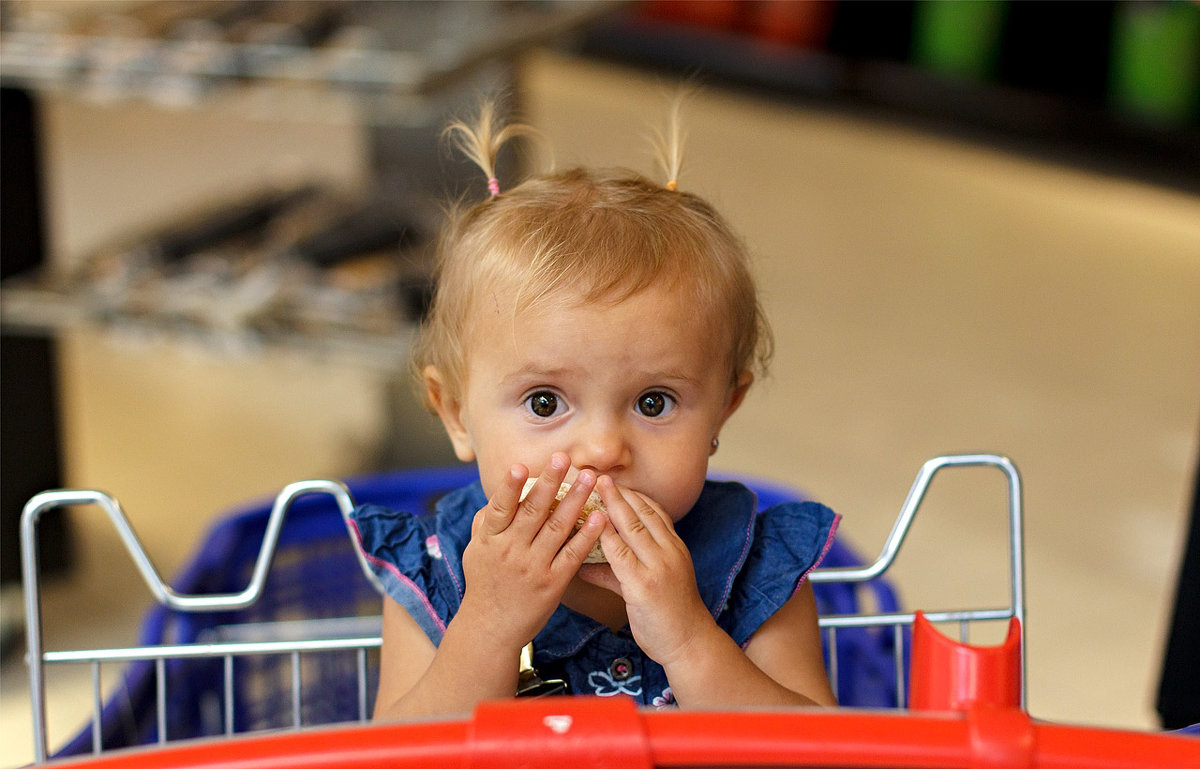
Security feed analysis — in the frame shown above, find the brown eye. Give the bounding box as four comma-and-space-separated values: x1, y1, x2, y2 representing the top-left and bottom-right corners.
527, 391, 559, 418
636, 392, 674, 418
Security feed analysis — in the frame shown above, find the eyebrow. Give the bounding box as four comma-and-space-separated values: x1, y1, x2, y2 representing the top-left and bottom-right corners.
500, 364, 704, 390
497, 364, 570, 387
643, 370, 705, 388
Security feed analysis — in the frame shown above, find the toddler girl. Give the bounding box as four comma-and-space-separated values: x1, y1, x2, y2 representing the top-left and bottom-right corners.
351, 101, 840, 718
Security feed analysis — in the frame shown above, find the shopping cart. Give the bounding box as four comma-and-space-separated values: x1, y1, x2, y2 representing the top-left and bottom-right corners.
20, 454, 1199, 768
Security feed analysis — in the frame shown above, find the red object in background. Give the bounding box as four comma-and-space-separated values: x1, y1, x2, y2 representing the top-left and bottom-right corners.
639, 1, 837, 49
750, 1, 836, 48
640, 0, 743, 31
910, 610, 1023, 712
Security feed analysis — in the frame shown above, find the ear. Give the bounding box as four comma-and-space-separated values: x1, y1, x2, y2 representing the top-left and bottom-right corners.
423, 366, 476, 462
718, 370, 754, 427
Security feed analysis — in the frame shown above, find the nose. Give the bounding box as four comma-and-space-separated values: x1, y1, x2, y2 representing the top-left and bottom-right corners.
570, 415, 630, 475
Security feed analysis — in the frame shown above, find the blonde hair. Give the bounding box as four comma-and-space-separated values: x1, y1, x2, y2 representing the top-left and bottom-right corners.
413, 101, 773, 408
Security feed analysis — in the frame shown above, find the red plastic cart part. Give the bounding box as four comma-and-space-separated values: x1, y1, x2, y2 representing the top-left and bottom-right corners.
910, 611, 1023, 711
43, 697, 1200, 769
467, 696, 652, 769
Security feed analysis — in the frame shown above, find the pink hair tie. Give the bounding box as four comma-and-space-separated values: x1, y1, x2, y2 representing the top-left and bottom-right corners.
487, 177, 500, 197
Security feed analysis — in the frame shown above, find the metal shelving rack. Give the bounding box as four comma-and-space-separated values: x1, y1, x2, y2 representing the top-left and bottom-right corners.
0, 0, 621, 362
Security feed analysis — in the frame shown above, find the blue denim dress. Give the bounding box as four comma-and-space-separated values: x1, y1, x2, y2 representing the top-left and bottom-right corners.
350, 479, 839, 708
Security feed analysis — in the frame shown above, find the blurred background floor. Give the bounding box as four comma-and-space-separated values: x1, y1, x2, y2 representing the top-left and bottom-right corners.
2, 42, 1199, 768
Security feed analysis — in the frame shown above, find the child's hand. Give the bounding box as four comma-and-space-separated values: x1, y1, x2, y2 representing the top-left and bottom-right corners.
580, 476, 713, 668
458, 453, 605, 652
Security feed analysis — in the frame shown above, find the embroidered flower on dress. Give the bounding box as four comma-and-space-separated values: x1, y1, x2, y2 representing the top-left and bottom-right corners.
586, 669, 642, 697
652, 687, 676, 708
424, 535, 442, 560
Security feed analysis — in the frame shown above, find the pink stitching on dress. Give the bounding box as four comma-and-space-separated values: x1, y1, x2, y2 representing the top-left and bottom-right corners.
348, 519, 447, 634
795, 513, 841, 592
442, 550, 463, 599
716, 506, 757, 617
736, 510, 842, 651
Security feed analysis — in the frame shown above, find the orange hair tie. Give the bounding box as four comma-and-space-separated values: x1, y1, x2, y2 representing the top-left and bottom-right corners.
666, 180, 678, 191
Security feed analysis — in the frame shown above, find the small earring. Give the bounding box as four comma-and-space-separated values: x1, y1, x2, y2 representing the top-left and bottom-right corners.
710, 437, 719, 455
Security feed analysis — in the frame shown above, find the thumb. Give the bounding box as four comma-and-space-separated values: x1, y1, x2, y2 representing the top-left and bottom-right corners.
577, 563, 623, 597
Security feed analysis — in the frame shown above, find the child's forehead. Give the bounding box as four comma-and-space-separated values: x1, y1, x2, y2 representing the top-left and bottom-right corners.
468, 284, 732, 380
474, 277, 677, 325
485, 259, 697, 309
456, 260, 738, 366
475, 282, 723, 351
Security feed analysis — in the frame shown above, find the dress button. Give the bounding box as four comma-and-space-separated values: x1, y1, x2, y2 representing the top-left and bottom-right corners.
609, 657, 633, 681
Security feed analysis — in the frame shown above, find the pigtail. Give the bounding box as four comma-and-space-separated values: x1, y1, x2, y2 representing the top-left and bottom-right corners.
652, 89, 691, 191
444, 100, 537, 198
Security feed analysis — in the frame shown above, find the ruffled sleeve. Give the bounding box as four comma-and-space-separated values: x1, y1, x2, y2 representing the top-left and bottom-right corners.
349, 503, 454, 645
724, 501, 840, 647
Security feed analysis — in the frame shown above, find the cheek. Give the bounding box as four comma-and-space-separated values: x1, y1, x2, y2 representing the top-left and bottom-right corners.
656, 450, 714, 522
470, 426, 552, 499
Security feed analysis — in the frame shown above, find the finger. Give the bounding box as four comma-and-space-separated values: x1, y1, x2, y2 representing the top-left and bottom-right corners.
624, 489, 678, 536
481, 464, 529, 536
512, 452, 572, 534
595, 476, 663, 546
596, 521, 638, 567
534, 469, 597, 552
552, 506, 606, 569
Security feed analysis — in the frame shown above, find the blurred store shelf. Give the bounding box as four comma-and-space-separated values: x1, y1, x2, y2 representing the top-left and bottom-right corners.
0, 0, 626, 365
0, 0, 623, 111
0, 183, 435, 370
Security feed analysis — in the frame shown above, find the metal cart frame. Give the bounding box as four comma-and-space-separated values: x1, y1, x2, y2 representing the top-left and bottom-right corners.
21, 453, 1027, 764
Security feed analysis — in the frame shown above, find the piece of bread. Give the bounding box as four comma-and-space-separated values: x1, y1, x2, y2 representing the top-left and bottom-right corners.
520, 479, 607, 563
